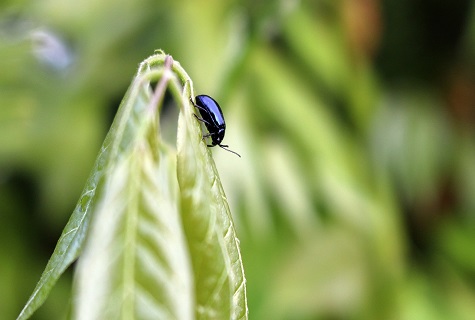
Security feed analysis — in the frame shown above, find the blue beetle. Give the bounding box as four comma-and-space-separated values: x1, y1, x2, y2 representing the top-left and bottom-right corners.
191, 95, 241, 157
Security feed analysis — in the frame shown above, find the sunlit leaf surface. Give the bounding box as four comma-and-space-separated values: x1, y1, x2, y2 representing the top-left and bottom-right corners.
177, 84, 248, 319
17, 52, 248, 320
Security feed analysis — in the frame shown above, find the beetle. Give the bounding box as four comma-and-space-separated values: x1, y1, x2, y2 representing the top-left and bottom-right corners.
191, 94, 241, 157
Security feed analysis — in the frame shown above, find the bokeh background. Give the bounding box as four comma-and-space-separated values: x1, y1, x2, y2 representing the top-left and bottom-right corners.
2, 0, 475, 319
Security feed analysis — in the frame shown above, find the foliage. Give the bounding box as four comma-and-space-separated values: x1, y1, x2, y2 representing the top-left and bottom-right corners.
2, 0, 475, 319
12, 51, 247, 319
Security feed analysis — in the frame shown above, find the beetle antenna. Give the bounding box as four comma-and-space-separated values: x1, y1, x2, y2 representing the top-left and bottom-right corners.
219, 144, 241, 158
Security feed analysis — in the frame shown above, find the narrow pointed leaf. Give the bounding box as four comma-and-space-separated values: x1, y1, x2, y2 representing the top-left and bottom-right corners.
74, 116, 193, 320
177, 86, 248, 320
16, 56, 162, 320
18, 51, 248, 320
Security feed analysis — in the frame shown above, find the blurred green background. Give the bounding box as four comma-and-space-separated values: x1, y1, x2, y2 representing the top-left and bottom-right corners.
2, 0, 475, 319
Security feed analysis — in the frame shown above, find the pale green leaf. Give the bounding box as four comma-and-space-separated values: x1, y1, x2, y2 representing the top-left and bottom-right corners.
16, 54, 158, 320
74, 116, 193, 320
18, 51, 248, 320
177, 85, 248, 320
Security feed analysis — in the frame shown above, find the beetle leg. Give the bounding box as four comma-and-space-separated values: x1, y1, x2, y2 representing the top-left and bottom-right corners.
190, 98, 208, 111
190, 98, 211, 114
193, 113, 213, 126
198, 128, 215, 142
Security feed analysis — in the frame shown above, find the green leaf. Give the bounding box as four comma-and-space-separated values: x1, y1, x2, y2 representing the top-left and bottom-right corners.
16, 53, 161, 320
74, 115, 193, 319
18, 51, 248, 319
177, 85, 248, 319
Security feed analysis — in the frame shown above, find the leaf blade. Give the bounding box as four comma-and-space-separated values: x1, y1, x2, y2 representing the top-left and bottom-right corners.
74, 117, 193, 320
16, 54, 165, 320
176, 88, 248, 320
